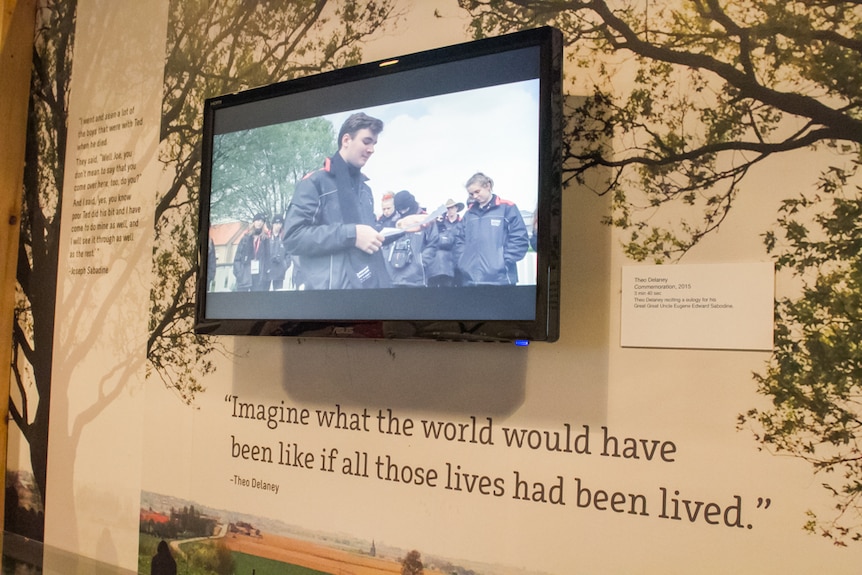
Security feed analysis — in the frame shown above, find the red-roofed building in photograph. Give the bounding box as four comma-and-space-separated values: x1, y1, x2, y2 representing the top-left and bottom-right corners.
207, 221, 251, 292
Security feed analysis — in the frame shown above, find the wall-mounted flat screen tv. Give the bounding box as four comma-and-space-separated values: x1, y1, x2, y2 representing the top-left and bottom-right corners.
195, 26, 563, 342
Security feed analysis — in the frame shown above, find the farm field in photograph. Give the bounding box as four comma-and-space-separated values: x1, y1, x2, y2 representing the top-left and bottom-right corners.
222, 532, 446, 575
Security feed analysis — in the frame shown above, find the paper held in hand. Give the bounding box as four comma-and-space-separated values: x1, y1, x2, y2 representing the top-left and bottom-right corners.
380, 204, 447, 239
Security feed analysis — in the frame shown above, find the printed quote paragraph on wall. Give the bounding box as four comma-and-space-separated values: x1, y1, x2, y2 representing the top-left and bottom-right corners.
224, 397, 774, 531
68, 107, 145, 275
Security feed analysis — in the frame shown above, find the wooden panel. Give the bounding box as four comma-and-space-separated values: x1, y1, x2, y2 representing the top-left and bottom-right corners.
0, 0, 36, 528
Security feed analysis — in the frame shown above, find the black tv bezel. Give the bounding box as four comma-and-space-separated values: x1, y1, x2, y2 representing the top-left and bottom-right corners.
195, 26, 563, 343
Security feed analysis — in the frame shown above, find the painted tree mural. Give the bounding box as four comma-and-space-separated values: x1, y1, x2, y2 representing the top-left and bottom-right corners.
149, 0, 400, 403
9, 0, 77, 539
458, 0, 862, 543
8, 0, 401, 538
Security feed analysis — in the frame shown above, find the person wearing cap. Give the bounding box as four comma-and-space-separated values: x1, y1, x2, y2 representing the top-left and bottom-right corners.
266, 214, 290, 290
283, 112, 391, 290
427, 198, 464, 288
232, 212, 270, 291
383, 190, 438, 287
454, 172, 529, 286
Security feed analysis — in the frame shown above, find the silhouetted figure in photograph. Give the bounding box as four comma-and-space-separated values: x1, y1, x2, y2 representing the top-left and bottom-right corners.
151, 540, 177, 575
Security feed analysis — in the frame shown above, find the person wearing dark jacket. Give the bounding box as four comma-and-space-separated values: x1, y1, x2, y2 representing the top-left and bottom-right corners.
283, 112, 390, 290
207, 236, 217, 290
375, 191, 401, 231
383, 190, 438, 287
232, 212, 269, 291
266, 214, 289, 290
455, 172, 529, 286
427, 198, 463, 287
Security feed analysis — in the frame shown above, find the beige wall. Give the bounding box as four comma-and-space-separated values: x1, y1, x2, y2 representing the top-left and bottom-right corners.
7, 3, 862, 572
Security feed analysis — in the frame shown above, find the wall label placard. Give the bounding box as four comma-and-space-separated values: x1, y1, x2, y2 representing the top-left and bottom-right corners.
620, 262, 774, 350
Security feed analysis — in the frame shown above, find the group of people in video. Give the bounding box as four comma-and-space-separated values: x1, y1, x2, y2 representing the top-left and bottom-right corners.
230, 112, 534, 292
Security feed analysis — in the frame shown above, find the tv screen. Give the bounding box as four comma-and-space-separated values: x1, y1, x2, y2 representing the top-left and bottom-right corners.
196, 26, 563, 342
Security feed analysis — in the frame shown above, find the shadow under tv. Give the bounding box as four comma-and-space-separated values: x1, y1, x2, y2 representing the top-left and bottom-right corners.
195, 26, 563, 343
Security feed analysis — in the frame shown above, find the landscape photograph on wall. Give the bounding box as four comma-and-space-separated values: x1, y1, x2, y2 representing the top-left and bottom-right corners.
138, 491, 548, 575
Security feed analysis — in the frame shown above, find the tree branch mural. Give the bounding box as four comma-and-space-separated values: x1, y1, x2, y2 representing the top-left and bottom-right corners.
148, 0, 400, 401
744, 159, 862, 545
9, 0, 77, 539
459, 0, 862, 543
9, 0, 400, 538
459, 0, 861, 260
13, 0, 860, 550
